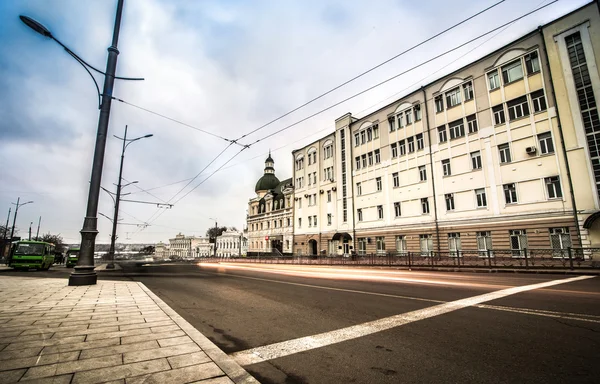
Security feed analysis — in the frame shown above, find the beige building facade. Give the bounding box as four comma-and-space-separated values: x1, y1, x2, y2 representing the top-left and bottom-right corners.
292, 3, 600, 256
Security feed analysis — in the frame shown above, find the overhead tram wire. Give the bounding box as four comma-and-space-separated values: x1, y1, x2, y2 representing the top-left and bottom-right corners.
231, 0, 507, 143
241, 0, 558, 146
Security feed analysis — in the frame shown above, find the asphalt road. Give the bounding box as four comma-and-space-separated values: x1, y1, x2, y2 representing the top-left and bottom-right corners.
2, 262, 599, 383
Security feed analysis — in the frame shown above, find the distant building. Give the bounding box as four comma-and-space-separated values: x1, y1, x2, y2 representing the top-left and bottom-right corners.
216, 228, 244, 257
194, 237, 212, 257
169, 233, 201, 259
247, 153, 294, 256
154, 242, 169, 260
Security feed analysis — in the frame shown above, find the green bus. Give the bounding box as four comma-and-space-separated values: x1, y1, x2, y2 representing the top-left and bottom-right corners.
66, 247, 80, 268
9, 240, 55, 270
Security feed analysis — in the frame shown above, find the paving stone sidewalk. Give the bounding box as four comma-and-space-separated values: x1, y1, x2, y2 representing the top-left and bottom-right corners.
0, 276, 259, 384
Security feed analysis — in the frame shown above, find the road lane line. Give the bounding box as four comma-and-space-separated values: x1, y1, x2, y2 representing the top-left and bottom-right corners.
476, 304, 600, 323
230, 275, 595, 366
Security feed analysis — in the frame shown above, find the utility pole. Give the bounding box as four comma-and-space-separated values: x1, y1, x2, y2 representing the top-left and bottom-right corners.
108, 125, 127, 269
28, 222, 33, 241
213, 221, 218, 258
35, 216, 41, 240
10, 198, 34, 243
2, 208, 10, 260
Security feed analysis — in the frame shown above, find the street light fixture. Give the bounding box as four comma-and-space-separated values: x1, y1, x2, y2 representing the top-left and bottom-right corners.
9, 198, 34, 244
107, 125, 152, 269
20, 0, 143, 286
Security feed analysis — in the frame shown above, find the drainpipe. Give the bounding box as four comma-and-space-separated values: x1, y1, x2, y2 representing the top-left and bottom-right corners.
348, 126, 358, 253
422, 87, 442, 254
538, 26, 582, 246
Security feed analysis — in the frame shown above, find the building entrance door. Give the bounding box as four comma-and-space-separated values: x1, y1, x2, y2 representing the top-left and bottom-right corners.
309, 239, 318, 255
343, 242, 350, 256
272, 240, 283, 255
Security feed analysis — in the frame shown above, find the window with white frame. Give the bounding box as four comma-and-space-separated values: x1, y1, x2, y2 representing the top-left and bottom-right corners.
524, 51, 540, 75
373, 124, 379, 139
471, 151, 482, 170
327, 190, 332, 202
327, 213, 332, 225
391, 143, 398, 158
367, 127, 373, 142
538, 132, 554, 154
509, 229, 528, 257
395, 235, 407, 254
415, 104, 422, 121
463, 81, 474, 101
355, 156, 361, 170
475, 188, 487, 208
298, 198, 302, 208
376, 177, 382, 191
375, 149, 381, 164
313, 215, 317, 226
502, 60, 524, 84
357, 238, 367, 255
507, 96, 530, 120
405, 109, 412, 125
549, 227, 571, 255
360, 131, 366, 145
493, 105, 506, 125
416, 133, 424, 150
419, 165, 427, 181
477, 231, 492, 256
388, 117, 396, 132
298, 218, 302, 228
313, 172, 317, 184
467, 114, 478, 133
295, 157, 304, 170
398, 113, 404, 128
377, 205, 383, 219
449, 119, 465, 139
308, 195, 312, 206
361, 154, 367, 168
356, 182, 362, 196
531, 90, 547, 113
376, 236, 386, 254
407, 137, 415, 153
446, 87, 461, 108
498, 143, 511, 163
448, 233, 461, 257
324, 166, 334, 181
504, 183, 518, 204
435, 95, 444, 113
323, 144, 333, 159
420, 234, 433, 255
442, 159, 451, 176
444, 193, 454, 211
368, 152, 373, 166
421, 198, 430, 214
357, 209, 363, 221
488, 70, 500, 90
354, 133, 360, 146
545, 176, 563, 199
308, 216, 312, 227
399, 140, 406, 156
393, 172, 399, 187
394, 202, 401, 217
438, 126, 448, 143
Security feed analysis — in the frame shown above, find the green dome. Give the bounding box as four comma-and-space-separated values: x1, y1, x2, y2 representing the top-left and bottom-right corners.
255, 173, 280, 192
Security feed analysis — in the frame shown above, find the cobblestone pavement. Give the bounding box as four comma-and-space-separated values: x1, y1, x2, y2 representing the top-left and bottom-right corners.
0, 276, 259, 384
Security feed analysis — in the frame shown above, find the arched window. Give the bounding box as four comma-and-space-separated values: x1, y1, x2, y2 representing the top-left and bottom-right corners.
275, 200, 279, 209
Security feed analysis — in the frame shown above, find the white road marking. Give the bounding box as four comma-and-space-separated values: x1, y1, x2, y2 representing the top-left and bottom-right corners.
230, 275, 595, 366
476, 304, 600, 323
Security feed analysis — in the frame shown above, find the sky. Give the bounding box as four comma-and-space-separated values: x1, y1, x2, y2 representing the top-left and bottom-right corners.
0, 0, 591, 245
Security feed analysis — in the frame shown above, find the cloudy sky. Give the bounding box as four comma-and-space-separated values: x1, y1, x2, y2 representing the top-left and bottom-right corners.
0, 0, 590, 245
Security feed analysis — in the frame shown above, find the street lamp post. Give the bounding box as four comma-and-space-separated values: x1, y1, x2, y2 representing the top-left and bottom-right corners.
19, 0, 141, 285
9, 198, 34, 243
209, 218, 218, 258
107, 125, 153, 269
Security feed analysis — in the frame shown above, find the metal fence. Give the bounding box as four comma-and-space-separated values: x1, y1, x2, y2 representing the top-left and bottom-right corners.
203, 248, 600, 271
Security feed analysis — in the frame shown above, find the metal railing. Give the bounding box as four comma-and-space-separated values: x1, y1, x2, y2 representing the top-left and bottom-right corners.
201, 247, 600, 271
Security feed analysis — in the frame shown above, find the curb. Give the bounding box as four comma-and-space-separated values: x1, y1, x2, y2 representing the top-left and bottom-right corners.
137, 282, 259, 384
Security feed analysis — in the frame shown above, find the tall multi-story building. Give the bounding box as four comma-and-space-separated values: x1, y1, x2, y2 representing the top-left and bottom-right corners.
292, 2, 600, 256
247, 154, 294, 256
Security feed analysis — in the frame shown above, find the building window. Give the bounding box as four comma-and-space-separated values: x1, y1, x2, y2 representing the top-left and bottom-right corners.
355, 133, 360, 146
504, 183, 518, 204
327, 190, 332, 202
377, 205, 383, 219
394, 202, 401, 217
355, 156, 361, 170
368, 152, 374, 166
419, 165, 427, 181
376, 236, 386, 254
298, 199, 302, 209
448, 233, 461, 257
324, 144, 333, 159
375, 149, 381, 164
524, 51, 540, 74
466, 114, 478, 133
509, 229, 528, 257
388, 117, 396, 132
397, 113, 404, 128
403, 110, 412, 125
421, 198, 430, 214
361, 131, 366, 145
493, 105, 506, 125
502, 60, 524, 84
442, 159, 451, 176
477, 231, 492, 256
435, 95, 444, 113
298, 218, 302, 228
471, 151, 482, 170
488, 70, 500, 90
549, 228, 571, 255
295, 158, 304, 170
357, 238, 367, 255
420, 234, 433, 256
446, 87, 461, 108
416, 134, 424, 150
360, 154, 366, 168
538, 132, 554, 154
327, 213, 332, 226
407, 137, 415, 153
392, 172, 399, 187
531, 90, 547, 113
356, 182, 362, 196
507, 96, 530, 120
395, 235, 407, 254
287, 218, 291, 226
357, 209, 363, 222
391, 143, 398, 158
463, 81, 474, 101
449, 119, 465, 140
399, 140, 406, 156
475, 188, 487, 208
376, 177, 382, 191
499, 143, 512, 163
313, 215, 317, 226
367, 127, 373, 142
545, 176, 563, 199
414, 104, 422, 121
445, 193, 455, 211
373, 124, 379, 139
308, 216, 312, 227
438, 126, 448, 143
